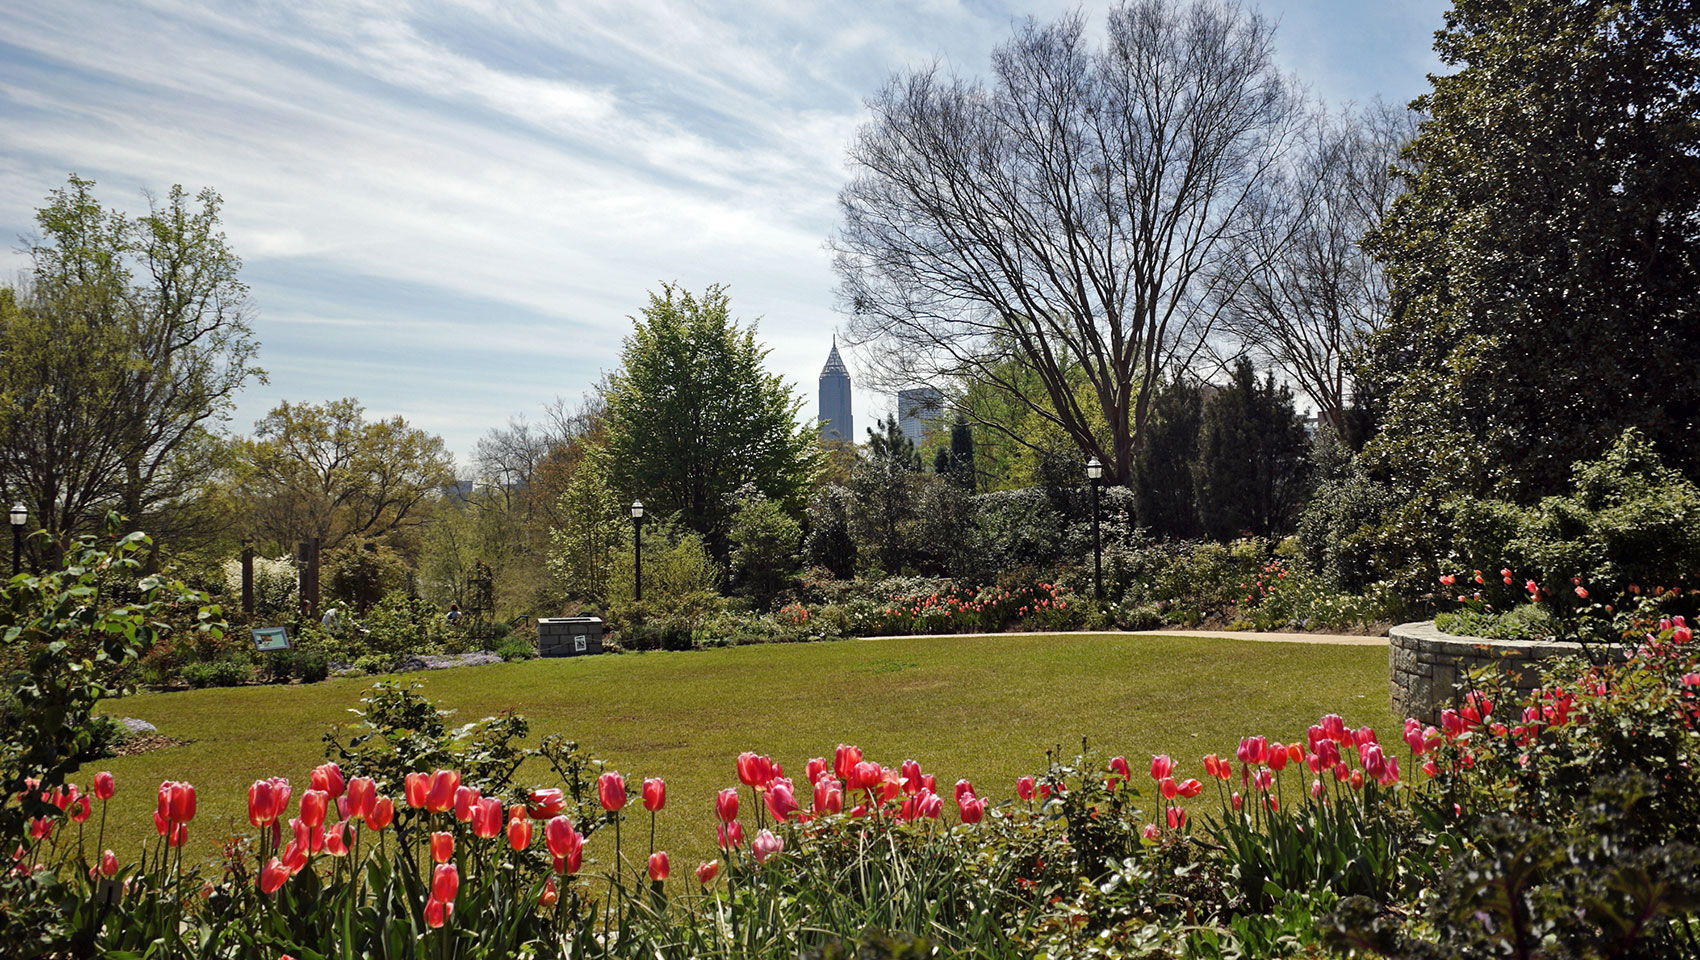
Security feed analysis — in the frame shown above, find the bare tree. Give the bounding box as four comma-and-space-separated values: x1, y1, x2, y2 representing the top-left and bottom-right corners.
832, 0, 1298, 483
1213, 100, 1418, 433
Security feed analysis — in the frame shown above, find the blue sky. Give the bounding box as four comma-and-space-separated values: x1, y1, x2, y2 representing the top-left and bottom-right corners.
0, 0, 1447, 466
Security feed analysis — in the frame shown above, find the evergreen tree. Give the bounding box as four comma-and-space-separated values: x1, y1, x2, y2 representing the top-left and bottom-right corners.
1135, 378, 1204, 539
1194, 360, 1311, 540
849, 417, 922, 573
1363, 0, 1700, 498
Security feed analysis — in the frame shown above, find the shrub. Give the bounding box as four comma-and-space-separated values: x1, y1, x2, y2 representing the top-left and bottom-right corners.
493, 635, 534, 661
180, 657, 252, 688
219, 553, 298, 616
78, 714, 133, 761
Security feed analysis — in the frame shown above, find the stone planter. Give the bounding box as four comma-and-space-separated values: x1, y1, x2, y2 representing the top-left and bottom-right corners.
1389, 620, 1587, 723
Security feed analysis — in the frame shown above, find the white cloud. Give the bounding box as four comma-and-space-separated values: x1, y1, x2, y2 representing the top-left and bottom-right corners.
0, 0, 1443, 460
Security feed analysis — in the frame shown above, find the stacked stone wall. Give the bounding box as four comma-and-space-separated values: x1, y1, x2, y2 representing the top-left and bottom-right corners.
1389, 621, 1586, 723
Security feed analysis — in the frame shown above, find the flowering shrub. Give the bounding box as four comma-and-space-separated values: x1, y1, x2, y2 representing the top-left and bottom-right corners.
1236, 559, 1392, 631
872, 580, 1076, 634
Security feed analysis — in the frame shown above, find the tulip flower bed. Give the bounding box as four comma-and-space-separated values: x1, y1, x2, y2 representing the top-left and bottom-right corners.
12, 615, 1700, 958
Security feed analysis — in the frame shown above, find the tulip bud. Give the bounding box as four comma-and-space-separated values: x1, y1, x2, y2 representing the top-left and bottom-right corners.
696, 859, 720, 885
642, 778, 666, 812
648, 851, 669, 881
430, 831, 454, 864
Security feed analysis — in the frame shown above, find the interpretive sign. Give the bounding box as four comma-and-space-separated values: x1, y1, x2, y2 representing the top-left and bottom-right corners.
251, 626, 291, 652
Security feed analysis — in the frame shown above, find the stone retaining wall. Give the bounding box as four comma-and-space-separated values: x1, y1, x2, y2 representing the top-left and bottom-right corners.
1389, 621, 1585, 723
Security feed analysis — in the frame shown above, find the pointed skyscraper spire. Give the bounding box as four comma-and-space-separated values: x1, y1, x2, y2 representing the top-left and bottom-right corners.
819, 337, 853, 440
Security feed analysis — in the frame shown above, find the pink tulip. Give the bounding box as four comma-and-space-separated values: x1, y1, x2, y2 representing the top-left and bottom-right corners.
346, 777, 377, 822
751, 829, 783, 863
260, 857, 288, 894
369, 796, 395, 831
900, 760, 923, 795
405, 772, 429, 808
1016, 776, 1036, 800
833, 744, 862, 783
453, 785, 480, 823
432, 862, 460, 903
717, 820, 744, 849
736, 753, 774, 788
765, 782, 800, 822
648, 851, 669, 881
806, 757, 829, 784
300, 789, 329, 828
472, 797, 503, 839
310, 763, 344, 799
958, 794, 986, 824
424, 897, 449, 929
93, 772, 114, 801
1159, 776, 1178, 800
508, 816, 532, 851
1141, 823, 1160, 840
814, 778, 843, 815
696, 860, 721, 885
426, 770, 459, 813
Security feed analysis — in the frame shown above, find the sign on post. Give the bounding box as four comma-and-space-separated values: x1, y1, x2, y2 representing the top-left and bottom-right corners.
251, 626, 291, 652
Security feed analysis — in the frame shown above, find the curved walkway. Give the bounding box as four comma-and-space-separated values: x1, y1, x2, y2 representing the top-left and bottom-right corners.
859, 628, 1387, 646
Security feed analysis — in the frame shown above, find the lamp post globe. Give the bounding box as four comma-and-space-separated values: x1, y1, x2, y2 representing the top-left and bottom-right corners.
9, 502, 26, 578
630, 500, 645, 602
1085, 458, 1103, 601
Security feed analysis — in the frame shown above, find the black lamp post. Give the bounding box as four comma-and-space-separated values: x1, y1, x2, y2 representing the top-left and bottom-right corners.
1086, 457, 1103, 602
630, 500, 645, 602
9, 502, 26, 578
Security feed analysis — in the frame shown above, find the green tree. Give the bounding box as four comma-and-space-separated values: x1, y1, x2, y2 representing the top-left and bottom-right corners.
0, 175, 263, 553
234, 398, 454, 553
1194, 360, 1312, 540
849, 417, 922, 573
1135, 378, 1204, 540
932, 417, 977, 491
1362, 0, 1700, 499
727, 489, 803, 609
547, 456, 624, 605
802, 485, 858, 579
602, 285, 819, 558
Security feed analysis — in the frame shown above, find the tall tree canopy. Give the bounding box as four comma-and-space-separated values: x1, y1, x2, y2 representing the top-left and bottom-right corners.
235, 398, 454, 553
833, 0, 1297, 484
602, 284, 818, 557
0, 175, 262, 548
1363, 0, 1700, 499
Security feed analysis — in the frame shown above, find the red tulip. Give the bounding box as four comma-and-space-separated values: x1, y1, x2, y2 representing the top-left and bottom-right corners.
69, 796, 90, 824
1141, 823, 1160, 840
648, 851, 669, 881
736, 753, 774, 788
1177, 778, 1203, 799
1109, 756, 1131, 780
643, 778, 666, 812
430, 831, 454, 864
99, 849, 118, 878
324, 821, 348, 857
1159, 776, 1178, 800
1268, 746, 1289, 772
806, 757, 829, 784
696, 860, 720, 885
368, 796, 395, 831
346, 777, 377, 821
425, 770, 459, 813
472, 797, 503, 839
1016, 776, 1036, 800
405, 772, 429, 808
1149, 755, 1174, 781
540, 876, 559, 906
158, 781, 196, 823
959, 795, 986, 824
310, 763, 344, 799
261, 857, 288, 894
1232, 791, 1244, 811
764, 781, 800, 822
424, 897, 449, 929
508, 816, 532, 851
1319, 714, 1348, 743
716, 821, 744, 849
300, 789, 329, 828
1353, 726, 1377, 747
899, 759, 923, 795
915, 790, 944, 819
813, 778, 843, 815
527, 788, 565, 819
1166, 807, 1186, 829
597, 772, 626, 812
954, 779, 976, 805
432, 862, 460, 903
93, 772, 114, 801
544, 816, 578, 860
715, 788, 739, 823
1350, 770, 1364, 790
453, 785, 480, 823
833, 744, 862, 783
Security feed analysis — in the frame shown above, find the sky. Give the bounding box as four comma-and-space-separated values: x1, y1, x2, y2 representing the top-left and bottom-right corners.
0, 0, 1448, 467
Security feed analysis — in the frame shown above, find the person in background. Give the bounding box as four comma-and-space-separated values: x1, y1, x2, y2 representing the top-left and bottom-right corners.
446, 602, 463, 625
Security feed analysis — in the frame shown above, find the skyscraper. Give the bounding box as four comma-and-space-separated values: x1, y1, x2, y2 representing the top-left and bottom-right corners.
819, 339, 853, 442
897, 386, 945, 447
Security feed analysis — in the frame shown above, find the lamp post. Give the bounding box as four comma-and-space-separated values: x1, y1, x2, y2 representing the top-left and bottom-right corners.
1085, 457, 1103, 602
630, 500, 645, 603
9, 502, 26, 578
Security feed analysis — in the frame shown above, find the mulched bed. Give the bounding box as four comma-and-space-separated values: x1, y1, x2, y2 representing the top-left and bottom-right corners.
114, 734, 193, 757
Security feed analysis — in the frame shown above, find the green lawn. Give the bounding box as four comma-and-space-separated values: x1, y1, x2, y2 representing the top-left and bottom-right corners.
89, 633, 1394, 870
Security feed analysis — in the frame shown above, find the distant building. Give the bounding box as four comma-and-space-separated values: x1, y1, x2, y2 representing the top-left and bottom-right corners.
819, 339, 854, 441
897, 386, 945, 448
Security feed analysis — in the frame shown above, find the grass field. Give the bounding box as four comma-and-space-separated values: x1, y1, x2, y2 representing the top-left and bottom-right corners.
88, 632, 1395, 870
